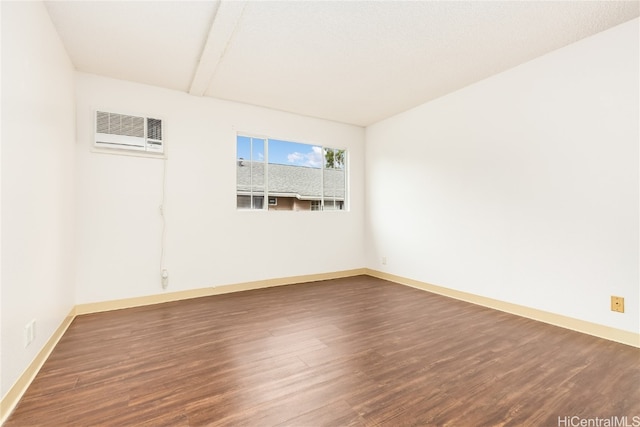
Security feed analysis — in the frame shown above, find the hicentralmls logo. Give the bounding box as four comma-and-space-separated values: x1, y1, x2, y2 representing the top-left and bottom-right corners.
558, 416, 640, 427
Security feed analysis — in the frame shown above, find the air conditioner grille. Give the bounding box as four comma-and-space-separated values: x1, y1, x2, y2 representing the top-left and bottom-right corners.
96, 111, 145, 138
147, 118, 162, 141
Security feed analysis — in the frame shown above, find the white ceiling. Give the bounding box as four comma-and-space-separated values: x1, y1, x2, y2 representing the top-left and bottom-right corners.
45, 1, 639, 127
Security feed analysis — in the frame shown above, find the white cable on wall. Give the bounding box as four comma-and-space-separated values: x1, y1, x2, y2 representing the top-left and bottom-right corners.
160, 154, 168, 289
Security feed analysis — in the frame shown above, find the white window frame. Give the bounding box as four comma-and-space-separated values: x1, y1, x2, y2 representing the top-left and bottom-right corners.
236, 133, 347, 212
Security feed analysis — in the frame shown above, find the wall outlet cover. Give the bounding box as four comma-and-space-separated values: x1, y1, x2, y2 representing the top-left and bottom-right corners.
611, 296, 624, 313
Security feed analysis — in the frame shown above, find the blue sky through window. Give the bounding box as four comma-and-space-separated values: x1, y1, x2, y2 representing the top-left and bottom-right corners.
237, 136, 322, 168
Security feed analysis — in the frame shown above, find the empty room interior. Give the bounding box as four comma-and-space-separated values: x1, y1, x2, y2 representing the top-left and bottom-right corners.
1, 1, 639, 426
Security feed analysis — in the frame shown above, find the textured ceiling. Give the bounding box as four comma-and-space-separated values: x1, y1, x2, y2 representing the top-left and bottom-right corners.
45, 1, 639, 127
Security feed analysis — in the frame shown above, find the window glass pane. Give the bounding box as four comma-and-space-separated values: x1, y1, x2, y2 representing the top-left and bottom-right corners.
237, 195, 251, 209
252, 196, 264, 209
237, 136, 250, 164
237, 134, 347, 211
267, 139, 322, 211
324, 147, 345, 170
323, 148, 346, 210
237, 136, 265, 209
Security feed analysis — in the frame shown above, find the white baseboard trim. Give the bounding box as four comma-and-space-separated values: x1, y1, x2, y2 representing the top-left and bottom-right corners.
75, 269, 367, 315
1, 308, 76, 425
366, 269, 639, 348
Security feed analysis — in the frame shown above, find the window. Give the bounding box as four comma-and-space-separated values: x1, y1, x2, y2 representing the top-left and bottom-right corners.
237, 135, 346, 211
236, 195, 263, 209
236, 136, 265, 210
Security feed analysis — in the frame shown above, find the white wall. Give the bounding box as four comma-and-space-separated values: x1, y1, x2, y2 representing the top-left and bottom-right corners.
365, 19, 639, 334
75, 74, 365, 304
1, 1, 77, 398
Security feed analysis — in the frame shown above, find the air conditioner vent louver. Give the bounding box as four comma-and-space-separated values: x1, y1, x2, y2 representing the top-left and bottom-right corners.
147, 118, 162, 141
96, 112, 145, 138
95, 110, 164, 155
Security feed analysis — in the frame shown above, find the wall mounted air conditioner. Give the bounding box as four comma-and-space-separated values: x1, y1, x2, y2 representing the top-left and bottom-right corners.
95, 110, 164, 154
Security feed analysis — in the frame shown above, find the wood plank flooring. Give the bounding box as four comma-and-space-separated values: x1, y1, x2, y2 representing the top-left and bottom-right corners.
5, 275, 640, 426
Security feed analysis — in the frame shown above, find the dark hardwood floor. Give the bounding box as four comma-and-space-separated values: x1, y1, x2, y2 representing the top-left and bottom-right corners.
5, 275, 639, 426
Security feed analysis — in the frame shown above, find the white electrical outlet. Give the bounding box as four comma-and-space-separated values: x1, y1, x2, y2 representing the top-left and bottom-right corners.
24, 319, 36, 347
161, 269, 169, 289
382, 256, 387, 265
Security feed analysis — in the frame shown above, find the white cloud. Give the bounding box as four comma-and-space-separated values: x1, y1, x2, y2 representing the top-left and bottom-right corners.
287, 152, 304, 163
287, 146, 323, 168
306, 146, 323, 168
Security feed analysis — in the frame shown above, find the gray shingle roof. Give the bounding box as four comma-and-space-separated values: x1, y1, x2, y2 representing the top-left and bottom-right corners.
237, 161, 345, 200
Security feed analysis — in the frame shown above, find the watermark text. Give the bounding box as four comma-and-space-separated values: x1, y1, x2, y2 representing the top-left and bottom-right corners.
558, 416, 640, 427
